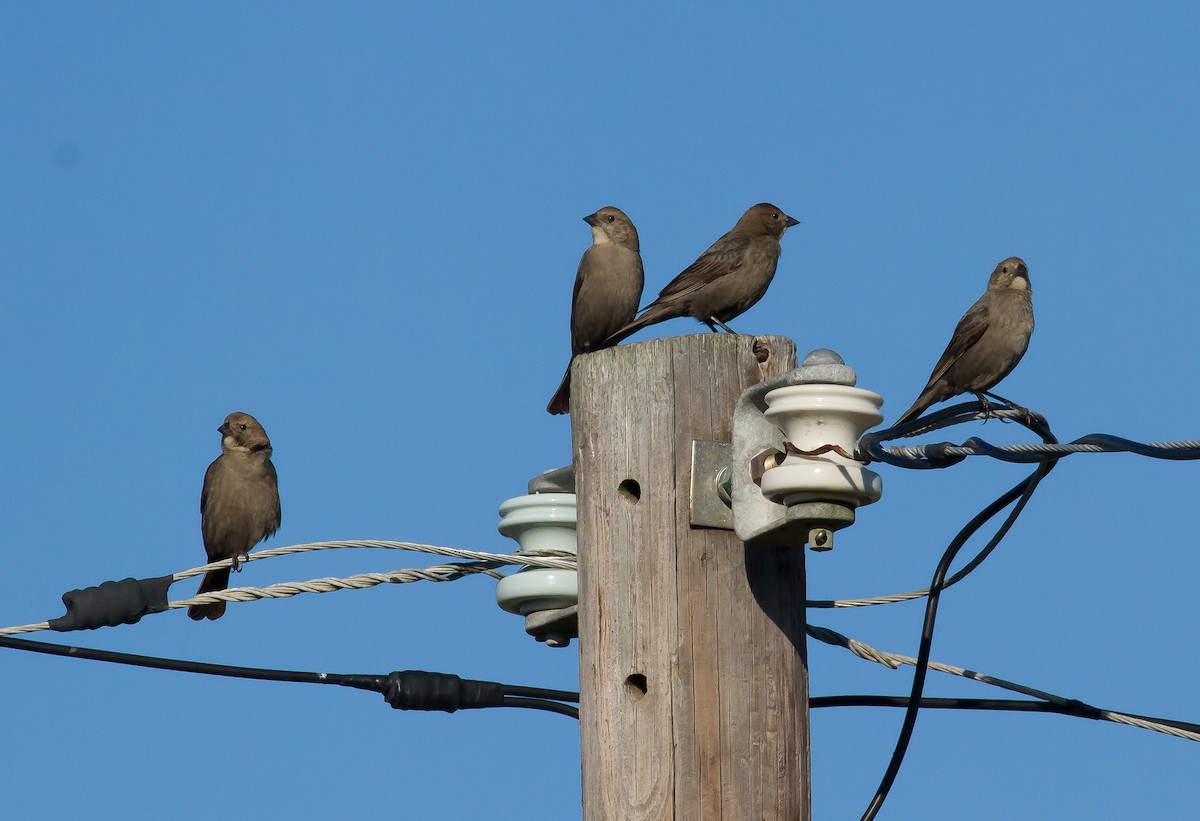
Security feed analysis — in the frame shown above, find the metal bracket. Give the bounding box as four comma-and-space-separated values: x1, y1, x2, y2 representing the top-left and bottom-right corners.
524, 604, 577, 648
730, 352, 858, 549
690, 441, 734, 529
528, 465, 575, 494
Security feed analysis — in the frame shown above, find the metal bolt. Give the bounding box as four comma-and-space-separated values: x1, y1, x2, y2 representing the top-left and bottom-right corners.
716, 465, 733, 507
809, 527, 833, 552
749, 449, 786, 485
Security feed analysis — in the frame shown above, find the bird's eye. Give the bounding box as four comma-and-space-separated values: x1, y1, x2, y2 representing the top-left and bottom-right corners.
239, 424, 247, 431
606, 214, 615, 222
771, 213, 780, 219
1002, 267, 1008, 273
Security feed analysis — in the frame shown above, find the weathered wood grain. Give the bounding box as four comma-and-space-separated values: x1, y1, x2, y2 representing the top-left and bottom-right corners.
573, 333, 809, 821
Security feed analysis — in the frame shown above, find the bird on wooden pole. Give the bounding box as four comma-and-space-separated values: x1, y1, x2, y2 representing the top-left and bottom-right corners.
604, 202, 799, 345
546, 206, 644, 415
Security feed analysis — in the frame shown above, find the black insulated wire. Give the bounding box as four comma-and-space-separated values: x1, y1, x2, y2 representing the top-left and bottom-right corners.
0, 635, 578, 718
502, 698, 580, 719
811, 696, 1200, 735
854, 401, 1200, 818
857, 400, 1052, 468
859, 400, 1200, 466
857, 407, 1060, 821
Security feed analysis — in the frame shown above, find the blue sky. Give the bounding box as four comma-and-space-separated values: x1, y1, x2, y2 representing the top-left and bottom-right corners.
3, 3, 1199, 819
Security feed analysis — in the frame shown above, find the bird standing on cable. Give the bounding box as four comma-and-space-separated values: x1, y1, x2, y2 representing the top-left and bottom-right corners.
188, 412, 281, 621
546, 206, 645, 415
604, 202, 799, 345
894, 257, 1034, 426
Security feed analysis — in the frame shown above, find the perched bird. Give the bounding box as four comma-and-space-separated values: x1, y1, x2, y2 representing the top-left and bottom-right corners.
188, 412, 281, 621
894, 257, 1034, 426
605, 202, 799, 344
546, 206, 645, 415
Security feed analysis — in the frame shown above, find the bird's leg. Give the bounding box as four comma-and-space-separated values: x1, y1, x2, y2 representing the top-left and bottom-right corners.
981, 391, 1035, 424
709, 317, 738, 334
232, 553, 250, 572
701, 319, 719, 332
971, 392, 996, 421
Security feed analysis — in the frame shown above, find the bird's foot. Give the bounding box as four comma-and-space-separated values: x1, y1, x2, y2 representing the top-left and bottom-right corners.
232, 553, 250, 572
1002, 404, 1037, 425
973, 393, 997, 422
980, 391, 1035, 424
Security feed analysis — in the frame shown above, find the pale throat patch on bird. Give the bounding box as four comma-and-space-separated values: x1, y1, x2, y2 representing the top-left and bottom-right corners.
222, 435, 256, 454
1009, 276, 1030, 291
590, 225, 613, 245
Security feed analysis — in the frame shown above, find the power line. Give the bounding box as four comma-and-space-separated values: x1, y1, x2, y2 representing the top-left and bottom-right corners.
811, 696, 1200, 735
858, 405, 1059, 821
1, 541, 576, 637
857, 458, 1057, 820
873, 435, 1200, 464
850, 400, 1200, 819
807, 623, 1200, 742
0, 635, 579, 719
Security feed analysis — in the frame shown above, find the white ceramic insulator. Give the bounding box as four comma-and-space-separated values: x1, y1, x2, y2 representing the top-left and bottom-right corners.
495, 493, 578, 616
759, 383, 884, 508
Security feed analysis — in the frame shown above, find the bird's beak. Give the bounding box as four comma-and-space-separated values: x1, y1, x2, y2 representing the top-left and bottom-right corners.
217, 423, 230, 434
784, 215, 800, 228
583, 213, 600, 227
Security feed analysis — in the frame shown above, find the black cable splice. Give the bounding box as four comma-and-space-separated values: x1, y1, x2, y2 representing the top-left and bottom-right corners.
921, 441, 968, 468
47, 575, 174, 631
0, 636, 579, 718
381, 670, 505, 713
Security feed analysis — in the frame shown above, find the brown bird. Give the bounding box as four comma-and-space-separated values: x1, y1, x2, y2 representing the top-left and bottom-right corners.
895, 257, 1034, 426
546, 206, 645, 415
188, 412, 281, 621
605, 202, 799, 344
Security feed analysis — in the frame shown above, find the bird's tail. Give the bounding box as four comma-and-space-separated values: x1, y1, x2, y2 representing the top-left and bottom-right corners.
603, 300, 680, 346
892, 404, 925, 427
187, 568, 230, 621
893, 385, 946, 427
546, 359, 573, 415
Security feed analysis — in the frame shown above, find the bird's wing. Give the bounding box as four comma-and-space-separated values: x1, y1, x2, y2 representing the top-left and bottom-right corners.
924, 297, 990, 388
655, 232, 751, 302
199, 458, 227, 557
264, 460, 282, 533
200, 458, 218, 518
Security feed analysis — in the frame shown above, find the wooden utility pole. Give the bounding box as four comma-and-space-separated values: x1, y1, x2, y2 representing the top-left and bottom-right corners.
572, 333, 810, 821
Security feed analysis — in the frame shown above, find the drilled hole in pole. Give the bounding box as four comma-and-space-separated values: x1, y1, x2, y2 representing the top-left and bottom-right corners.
625, 673, 648, 701
618, 479, 641, 504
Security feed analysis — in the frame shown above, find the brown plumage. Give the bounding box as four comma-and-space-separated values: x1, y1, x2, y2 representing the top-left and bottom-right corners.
605, 202, 799, 345
546, 206, 644, 415
895, 257, 1034, 426
188, 411, 281, 621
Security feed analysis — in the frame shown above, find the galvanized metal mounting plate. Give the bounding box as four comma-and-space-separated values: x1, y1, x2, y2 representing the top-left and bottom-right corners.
690, 440, 733, 529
